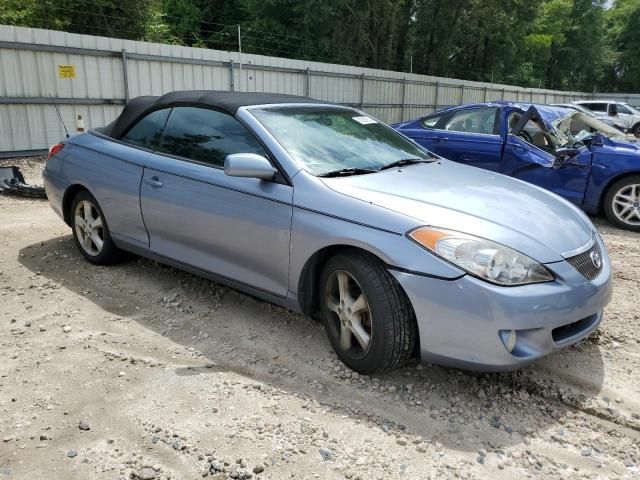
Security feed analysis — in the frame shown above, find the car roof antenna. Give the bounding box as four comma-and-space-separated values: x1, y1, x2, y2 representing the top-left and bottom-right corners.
49, 93, 70, 138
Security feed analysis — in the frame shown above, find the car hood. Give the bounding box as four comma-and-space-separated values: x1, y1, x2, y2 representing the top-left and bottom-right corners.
321, 161, 594, 263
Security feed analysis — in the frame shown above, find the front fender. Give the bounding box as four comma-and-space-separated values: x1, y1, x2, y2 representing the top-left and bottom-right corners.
288, 171, 465, 296
289, 204, 464, 283
585, 148, 640, 210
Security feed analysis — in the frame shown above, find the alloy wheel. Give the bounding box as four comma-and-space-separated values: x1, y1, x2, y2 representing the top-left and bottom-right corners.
325, 270, 372, 357
74, 199, 105, 256
612, 183, 640, 226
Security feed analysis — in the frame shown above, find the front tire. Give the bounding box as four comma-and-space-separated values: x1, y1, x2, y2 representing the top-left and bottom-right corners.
632, 123, 640, 138
603, 176, 640, 231
319, 250, 417, 374
70, 190, 124, 264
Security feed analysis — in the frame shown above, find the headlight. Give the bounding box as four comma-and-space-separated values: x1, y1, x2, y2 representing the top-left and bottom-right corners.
408, 227, 554, 286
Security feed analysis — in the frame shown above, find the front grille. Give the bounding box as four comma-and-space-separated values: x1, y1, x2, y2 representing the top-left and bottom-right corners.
565, 242, 603, 280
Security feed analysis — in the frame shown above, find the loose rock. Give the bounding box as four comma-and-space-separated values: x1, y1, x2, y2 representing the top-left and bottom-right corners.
138, 468, 157, 480
319, 448, 333, 461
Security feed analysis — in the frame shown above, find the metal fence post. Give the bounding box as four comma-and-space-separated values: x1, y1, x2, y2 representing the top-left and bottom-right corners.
434, 81, 439, 111
306, 68, 311, 97
121, 49, 130, 103
360, 73, 365, 109
400, 78, 407, 122
229, 60, 235, 92
530, 90, 534, 102
460, 84, 465, 104
483, 86, 487, 102
502, 88, 506, 100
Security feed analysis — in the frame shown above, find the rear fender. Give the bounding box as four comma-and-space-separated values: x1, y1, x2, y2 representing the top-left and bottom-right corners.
49, 135, 151, 247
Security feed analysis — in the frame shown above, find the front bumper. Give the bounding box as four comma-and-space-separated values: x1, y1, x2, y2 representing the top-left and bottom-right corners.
392, 239, 612, 371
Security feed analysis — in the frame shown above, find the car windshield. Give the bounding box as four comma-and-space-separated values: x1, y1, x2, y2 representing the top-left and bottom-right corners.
621, 103, 640, 115
250, 106, 433, 176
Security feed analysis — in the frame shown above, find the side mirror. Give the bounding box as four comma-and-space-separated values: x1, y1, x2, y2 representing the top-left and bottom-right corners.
224, 153, 277, 181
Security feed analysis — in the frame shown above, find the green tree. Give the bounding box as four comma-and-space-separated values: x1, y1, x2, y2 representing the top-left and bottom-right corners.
237, 0, 413, 69
0, 0, 155, 40
409, 0, 537, 83
540, 0, 606, 90
1, 0, 638, 93
601, 0, 640, 92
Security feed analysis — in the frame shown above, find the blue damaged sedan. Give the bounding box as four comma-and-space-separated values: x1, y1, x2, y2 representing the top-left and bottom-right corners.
394, 101, 640, 231
43, 91, 612, 373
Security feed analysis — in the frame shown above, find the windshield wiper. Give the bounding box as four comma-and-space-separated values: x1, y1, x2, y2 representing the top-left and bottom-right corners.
378, 158, 435, 171
317, 167, 378, 178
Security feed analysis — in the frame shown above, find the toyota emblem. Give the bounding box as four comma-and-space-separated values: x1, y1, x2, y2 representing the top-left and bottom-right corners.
590, 250, 602, 269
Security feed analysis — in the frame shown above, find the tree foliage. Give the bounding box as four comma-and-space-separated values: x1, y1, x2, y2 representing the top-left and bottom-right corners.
1, 0, 638, 92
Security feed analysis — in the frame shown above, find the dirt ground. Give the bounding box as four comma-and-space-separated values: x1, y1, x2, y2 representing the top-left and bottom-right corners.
1, 157, 639, 480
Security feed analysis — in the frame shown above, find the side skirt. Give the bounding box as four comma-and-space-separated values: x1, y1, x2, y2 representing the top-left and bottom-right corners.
113, 238, 303, 314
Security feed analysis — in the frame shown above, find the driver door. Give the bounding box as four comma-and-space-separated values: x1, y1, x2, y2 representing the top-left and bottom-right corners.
139, 106, 293, 297
612, 102, 635, 126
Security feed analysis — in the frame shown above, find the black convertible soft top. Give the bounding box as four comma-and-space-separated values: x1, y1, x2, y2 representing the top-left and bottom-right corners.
99, 90, 325, 138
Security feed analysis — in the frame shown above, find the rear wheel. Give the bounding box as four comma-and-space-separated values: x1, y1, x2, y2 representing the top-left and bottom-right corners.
319, 250, 417, 374
632, 123, 640, 138
70, 190, 124, 264
603, 176, 640, 231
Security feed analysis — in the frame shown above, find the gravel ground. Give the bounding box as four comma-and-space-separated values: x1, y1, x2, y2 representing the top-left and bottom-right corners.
1, 157, 639, 479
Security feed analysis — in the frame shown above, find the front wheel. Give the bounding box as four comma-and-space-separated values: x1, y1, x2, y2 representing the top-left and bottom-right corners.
632, 123, 640, 138
319, 251, 417, 374
603, 176, 640, 231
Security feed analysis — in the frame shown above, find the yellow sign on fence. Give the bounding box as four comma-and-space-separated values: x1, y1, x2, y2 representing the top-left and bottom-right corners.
57, 65, 76, 79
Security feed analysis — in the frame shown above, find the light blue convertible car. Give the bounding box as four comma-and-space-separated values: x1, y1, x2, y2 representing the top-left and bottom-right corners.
43, 91, 612, 373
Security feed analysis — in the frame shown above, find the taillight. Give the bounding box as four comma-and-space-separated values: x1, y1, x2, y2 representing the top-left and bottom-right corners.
48, 143, 64, 159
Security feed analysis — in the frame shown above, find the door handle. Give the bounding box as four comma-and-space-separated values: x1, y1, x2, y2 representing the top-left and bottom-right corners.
144, 176, 163, 188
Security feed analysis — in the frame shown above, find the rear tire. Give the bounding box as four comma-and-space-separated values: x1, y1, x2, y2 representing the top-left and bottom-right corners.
632, 123, 640, 138
70, 190, 125, 264
603, 176, 640, 231
319, 250, 417, 374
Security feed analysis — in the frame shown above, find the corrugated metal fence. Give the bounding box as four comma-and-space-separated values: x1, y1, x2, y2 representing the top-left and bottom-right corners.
1, 25, 639, 156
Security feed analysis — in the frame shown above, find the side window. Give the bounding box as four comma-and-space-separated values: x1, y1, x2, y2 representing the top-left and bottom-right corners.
420, 115, 441, 128
159, 107, 266, 167
587, 103, 607, 113
443, 108, 497, 134
121, 109, 170, 149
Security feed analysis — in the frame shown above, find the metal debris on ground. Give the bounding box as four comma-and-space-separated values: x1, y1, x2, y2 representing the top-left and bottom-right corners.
0, 166, 47, 198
